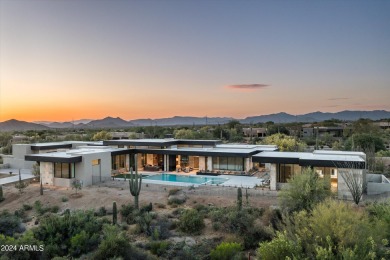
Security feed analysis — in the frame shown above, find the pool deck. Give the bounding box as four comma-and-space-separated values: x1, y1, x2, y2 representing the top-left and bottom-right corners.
132, 171, 265, 188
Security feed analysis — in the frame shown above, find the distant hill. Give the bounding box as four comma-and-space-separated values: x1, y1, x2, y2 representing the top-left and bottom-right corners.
240, 110, 390, 124
1, 110, 390, 131
131, 116, 233, 126
0, 119, 50, 131
83, 117, 134, 128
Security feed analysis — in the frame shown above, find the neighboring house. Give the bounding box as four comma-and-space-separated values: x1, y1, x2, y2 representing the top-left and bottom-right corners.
300, 126, 344, 138
242, 128, 267, 138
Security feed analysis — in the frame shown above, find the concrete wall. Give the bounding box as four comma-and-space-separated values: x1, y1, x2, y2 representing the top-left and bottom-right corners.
337, 168, 364, 200
75, 152, 111, 186
3, 144, 34, 169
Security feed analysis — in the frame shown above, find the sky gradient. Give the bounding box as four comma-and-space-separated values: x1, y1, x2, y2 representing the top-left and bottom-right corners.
1, 0, 389, 122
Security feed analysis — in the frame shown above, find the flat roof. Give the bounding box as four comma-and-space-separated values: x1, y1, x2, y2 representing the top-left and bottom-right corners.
216, 144, 278, 151
252, 151, 365, 168
103, 139, 221, 147
30, 141, 102, 151
134, 147, 260, 157
25, 146, 125, 163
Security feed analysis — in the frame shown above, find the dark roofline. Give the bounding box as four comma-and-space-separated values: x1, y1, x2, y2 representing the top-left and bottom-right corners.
103, 139, 221, 147
25, 155, 82, 163
252, 156, 365, 169
31, 144, 73, 151
133, 148, 256, 157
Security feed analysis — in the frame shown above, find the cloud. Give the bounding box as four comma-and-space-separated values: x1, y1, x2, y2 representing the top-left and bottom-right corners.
225, 84, 269, 91
328, 97, 349, 101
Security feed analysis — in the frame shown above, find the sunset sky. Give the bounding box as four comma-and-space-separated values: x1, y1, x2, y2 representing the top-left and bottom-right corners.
0, 0, 389, 122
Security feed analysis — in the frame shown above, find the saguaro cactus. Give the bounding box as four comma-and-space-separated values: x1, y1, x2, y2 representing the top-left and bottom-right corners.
237, 187, 242, 211
113, 201, 117, 225
0, 185, 4, 202
129, 167, 142, 209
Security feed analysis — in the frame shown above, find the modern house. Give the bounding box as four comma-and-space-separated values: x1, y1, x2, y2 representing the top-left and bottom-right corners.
3, 139, 374, 199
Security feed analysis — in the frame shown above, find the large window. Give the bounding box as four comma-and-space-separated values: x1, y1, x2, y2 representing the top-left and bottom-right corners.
112, 155, 126, 170
277, 164, 301, 183
212, 157, 244, 171
54, 163, 75, 179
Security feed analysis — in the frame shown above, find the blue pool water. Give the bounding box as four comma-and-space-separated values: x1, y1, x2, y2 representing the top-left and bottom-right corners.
144, 173, 228, 185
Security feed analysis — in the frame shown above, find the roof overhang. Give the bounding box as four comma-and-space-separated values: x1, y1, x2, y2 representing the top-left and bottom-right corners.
25, 155, 82, 163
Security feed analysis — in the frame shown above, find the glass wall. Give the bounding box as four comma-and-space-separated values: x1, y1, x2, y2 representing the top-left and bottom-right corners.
54, 163, 75, 179
212, 157, 244, 171
277, 164, 302, 183
111, 155, 126, 170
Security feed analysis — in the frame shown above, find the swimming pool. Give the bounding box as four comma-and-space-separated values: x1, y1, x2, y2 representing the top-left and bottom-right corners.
144, 173, 228, 185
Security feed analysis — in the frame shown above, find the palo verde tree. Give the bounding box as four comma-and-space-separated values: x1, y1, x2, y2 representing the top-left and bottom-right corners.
129, 167, 142, 210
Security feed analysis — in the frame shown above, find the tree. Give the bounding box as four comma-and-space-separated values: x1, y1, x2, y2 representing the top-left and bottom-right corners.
129, 167, 142, 209
262, 133, 306, 152
174, 129, 196, 139
345, 133, 385, 153
71, 179, 82, 194
92, 131, 112, 141
279, 167, 331, 212
339, 164, 365, 205
15, 169, 28, 194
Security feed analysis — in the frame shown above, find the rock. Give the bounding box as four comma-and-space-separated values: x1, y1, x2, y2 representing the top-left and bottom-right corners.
185, 237, 196, 246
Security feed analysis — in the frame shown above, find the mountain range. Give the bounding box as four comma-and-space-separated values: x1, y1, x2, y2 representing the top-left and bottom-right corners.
1, 110, 389, 131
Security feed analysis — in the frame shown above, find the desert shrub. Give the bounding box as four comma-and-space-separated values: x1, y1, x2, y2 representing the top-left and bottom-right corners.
94, 224, 152, 260
136, 212, 153, 235
14, 208, 26, 219
33, 200, 57, 216
242, 225, 273, 249
279, 167, 331, 212
50, 205, 60, 213
367, 200, 390, 240
227, 209, 255, 235
149, 240, 171, 256
168, 197, 185, 206
257, 231, 303, 260
178, 209, 204, 235
61, 197, 68, 202
150, 216, 173, 239
33, 210, 108, 258
168, 188, 181, 196
212, 222, 221, 231
141, 202, 153, 213
22, 204, 33, 211
193, 204, 209, 214
210, 242, 244, 260
120, 204, 138, 224
96, 206, 107, 217
0, 210, 25, 236
0, 230, 44, 259
155, 202, 166, 208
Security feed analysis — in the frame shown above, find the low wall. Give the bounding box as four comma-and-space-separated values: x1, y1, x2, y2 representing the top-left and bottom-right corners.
54, 178, 72, 187
367, 182, 390, 195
